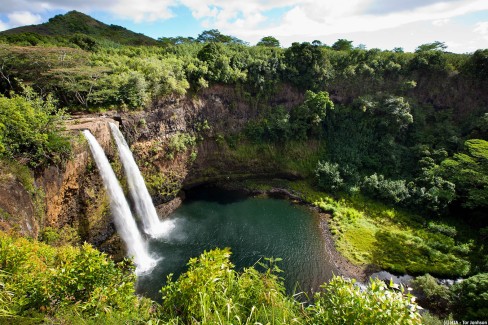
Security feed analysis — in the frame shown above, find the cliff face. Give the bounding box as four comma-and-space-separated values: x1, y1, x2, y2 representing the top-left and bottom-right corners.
0, 167, 37, 237
120, 84, 304, 201
36, 118, 123, 252
0, 85, 302, 251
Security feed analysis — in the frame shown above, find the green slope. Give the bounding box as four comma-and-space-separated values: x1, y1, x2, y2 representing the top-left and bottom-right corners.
0, 10, 158, 46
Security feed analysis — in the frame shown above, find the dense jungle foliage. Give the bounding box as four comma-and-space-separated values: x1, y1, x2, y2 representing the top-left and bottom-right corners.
0, 10, 488, 323
0, 233, 424, 324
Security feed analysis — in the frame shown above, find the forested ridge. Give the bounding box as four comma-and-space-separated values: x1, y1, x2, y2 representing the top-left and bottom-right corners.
0, 10, 487, 324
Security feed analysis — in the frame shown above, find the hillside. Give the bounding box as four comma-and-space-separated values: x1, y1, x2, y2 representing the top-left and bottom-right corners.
0, 10, 487, 323
0, 10, 158, 46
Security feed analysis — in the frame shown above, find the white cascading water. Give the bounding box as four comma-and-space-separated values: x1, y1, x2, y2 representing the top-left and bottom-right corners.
109, 122, 175, 238
83, 130, 156, 274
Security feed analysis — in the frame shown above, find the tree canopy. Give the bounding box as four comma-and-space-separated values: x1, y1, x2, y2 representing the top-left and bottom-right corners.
257, 36, 280, 47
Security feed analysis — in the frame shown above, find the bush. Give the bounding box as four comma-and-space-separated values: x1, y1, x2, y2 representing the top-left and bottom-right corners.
308, 276, 422, 324
315, 161, 344, 191
160, 248, 303, 324
451, 273, 488, 319
411, 274, 451, 316
362, 173, 410, 203
166, 132, 196, 160
0, 232, 153, 322
427, 222, 457, 237
0, 89, 71, 167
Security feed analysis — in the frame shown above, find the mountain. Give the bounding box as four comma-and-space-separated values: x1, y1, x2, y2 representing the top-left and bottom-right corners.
0, 10, 158, 46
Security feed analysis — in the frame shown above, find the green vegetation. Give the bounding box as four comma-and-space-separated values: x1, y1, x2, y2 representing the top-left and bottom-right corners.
411, 272, 488, 320
411, 274, 451, 317
0, 11, 157, 46
451, 272, 488, 319
0, 10, 488, 322
0, 231, 154, 323
309, 277, 421, 324
285, 181, 472, 277
0, 88, 70, 168
0, 233, 423, 324
160, 248, 303, 324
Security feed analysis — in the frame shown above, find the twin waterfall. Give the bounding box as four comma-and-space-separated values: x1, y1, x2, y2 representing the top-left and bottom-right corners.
83, 123, 174, 274
109, 123, 175, 237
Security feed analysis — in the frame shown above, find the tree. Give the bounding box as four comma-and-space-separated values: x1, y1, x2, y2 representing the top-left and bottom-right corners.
256, 36, 280, 47
464, 49, 488, 81
196, 29, 246, 44
410, 156, 456, 213
284, 42, 332, 90
331, 39, 353, 51
290, 90, 334, 139
69, 33, 100, 51
0, 88, 71, 167
441, 139, 488, 216
410, 49, 449, 74
50, 65, 109, 107
196, 42, 244, 83
375, 96, 413, 131
411, 274, 452, 317
362, 173, 410, 203
157, 36, 195, 46
415, 41, 447, 53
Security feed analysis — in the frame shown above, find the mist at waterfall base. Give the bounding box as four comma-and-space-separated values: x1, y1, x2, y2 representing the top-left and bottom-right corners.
83, 130, 156, 274
109, 122, 175, 238
137, 187, 340, 301
84, 127, 338, 294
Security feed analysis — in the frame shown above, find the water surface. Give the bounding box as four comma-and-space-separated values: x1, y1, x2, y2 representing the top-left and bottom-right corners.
137, 187, 339, 300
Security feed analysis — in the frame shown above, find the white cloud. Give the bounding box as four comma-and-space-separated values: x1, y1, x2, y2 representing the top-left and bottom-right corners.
179, 0, 298, 29
0, 0, 487, 52
0, 10, 42, 30
0, 20, 8, 31
474, 21, 488, 35
7, 11, 42, 26
0, 0, 176, 23
209, 0, 488, 50
432, 18, 450, 26
108, 0, 175, 22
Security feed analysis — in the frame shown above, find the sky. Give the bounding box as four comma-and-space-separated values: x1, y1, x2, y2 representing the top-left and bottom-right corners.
0, 0, 487, 53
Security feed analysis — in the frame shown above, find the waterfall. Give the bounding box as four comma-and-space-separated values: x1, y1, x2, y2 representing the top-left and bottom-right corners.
109, 122, 175, 238
83, 130, 156, 274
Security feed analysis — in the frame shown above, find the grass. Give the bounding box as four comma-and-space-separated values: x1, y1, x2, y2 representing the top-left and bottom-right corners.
190, 135, 478, 278
340, 218, 377, 264
275, 180, 474, 277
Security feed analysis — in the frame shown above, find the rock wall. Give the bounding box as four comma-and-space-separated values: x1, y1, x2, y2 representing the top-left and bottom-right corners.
0, 84, 304, 253
0, 169, 37, 237
36, 117, 122, 250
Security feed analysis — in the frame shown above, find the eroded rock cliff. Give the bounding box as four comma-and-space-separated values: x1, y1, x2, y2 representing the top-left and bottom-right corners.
0, 84, 303, 254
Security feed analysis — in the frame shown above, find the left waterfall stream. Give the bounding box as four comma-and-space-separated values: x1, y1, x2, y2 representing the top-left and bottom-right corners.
83, 129, 157, 275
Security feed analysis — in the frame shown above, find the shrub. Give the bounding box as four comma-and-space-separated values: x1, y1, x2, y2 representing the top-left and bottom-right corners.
160, 248, 303, 324
427, 222, 457, 237
362, 173, 410, 203
0, 232, 153, 322
308, 276, 422, 324
166, 132, 196, 160
315, 161, 344, 191
411, 274, 451, 317
0, 89, 71, 167
451, 273, 488, 319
